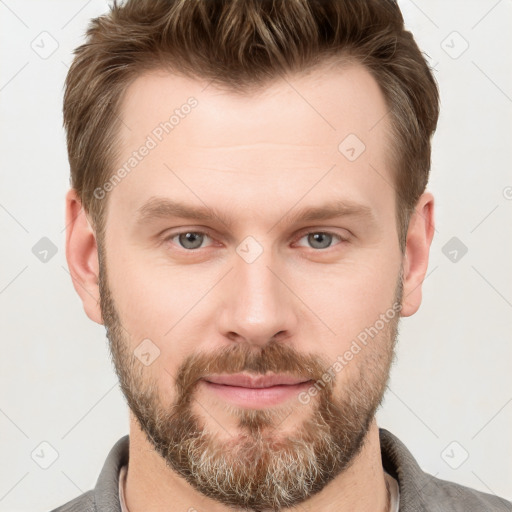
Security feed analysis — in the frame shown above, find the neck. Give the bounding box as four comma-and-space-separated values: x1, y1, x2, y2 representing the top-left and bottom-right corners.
124, 415, 389, 512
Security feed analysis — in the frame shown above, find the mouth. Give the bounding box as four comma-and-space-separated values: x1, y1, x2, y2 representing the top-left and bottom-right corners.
200, 373, 314, 408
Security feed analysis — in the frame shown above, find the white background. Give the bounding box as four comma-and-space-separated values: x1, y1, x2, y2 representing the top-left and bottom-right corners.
0, 1, 511, 510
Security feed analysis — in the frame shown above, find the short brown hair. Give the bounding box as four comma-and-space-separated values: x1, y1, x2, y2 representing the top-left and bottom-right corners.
63, 0, 439, 251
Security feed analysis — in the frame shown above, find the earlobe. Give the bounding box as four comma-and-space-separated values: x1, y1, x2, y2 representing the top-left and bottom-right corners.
400, 192, 435, 317
65, 188, 103, 324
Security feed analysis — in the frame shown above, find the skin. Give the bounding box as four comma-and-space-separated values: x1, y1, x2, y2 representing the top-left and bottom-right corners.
66, 62, 434, 511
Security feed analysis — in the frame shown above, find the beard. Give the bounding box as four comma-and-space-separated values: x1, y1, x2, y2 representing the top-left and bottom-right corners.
98, 244, 402, 512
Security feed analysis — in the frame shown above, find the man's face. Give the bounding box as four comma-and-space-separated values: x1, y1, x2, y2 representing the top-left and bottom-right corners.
97, 63, 404, 510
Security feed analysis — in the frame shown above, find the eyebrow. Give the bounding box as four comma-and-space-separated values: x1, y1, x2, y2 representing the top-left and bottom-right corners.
135, 196, 376, 230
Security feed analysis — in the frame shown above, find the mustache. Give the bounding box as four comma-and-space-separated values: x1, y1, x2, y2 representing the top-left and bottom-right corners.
174, 339, 333, 400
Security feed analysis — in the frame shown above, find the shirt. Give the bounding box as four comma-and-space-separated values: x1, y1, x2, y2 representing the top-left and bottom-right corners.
49, 428, 512, 511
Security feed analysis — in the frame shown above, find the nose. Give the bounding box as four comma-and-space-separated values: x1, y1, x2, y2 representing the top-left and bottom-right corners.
216, 243, 299, 347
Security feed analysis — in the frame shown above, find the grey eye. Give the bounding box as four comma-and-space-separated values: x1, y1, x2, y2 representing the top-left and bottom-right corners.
177, 232, 207, 250
295, 231, 344, 250
307, 232, 334, 249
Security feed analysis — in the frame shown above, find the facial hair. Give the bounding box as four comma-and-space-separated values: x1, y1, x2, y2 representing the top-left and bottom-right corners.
98, 243, 402, 512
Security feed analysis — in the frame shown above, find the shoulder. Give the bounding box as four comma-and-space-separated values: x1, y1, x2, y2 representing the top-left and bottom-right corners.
48, 490, 96, 512
379, 428, 512, 511
418, 472, 512, 511
48, 434, 129, 512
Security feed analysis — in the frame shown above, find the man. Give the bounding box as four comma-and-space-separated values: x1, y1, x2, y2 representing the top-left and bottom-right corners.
53, 0, 511, 511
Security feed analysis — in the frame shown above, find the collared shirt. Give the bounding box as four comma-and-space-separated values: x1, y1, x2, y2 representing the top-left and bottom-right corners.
49, 429, 512, 511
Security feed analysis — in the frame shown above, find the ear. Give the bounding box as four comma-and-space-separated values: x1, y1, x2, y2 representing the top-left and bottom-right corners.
65, 188, 103, 324
400, 191, 435, 317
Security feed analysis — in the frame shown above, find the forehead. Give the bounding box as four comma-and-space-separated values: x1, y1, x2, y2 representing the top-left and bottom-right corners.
118, 62, 390, 150
107, 62, 395, 231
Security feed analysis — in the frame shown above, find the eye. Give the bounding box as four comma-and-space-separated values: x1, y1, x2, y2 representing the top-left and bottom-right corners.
162, 229, 347, 252
294, 231, 347, 250
166, 231, 213, 250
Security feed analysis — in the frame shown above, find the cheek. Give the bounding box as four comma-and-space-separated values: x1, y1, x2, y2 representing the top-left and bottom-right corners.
106, 245, 202, 337
294, 254, 400, 346
309, 275, 398, 397
105, 249, 215, 394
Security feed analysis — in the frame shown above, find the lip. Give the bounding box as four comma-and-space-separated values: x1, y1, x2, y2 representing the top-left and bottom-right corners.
200, 373, 313, 408
203, 373, 310, 388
